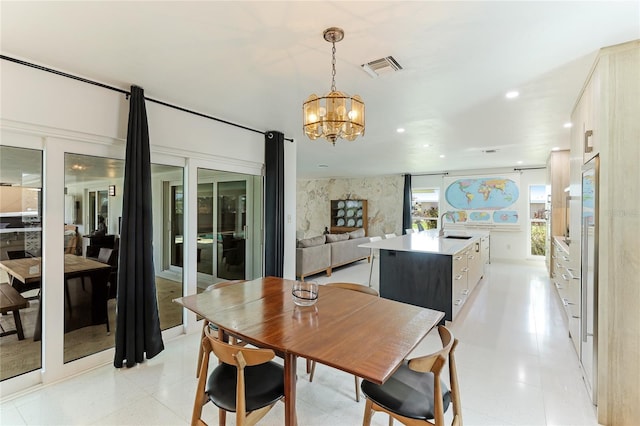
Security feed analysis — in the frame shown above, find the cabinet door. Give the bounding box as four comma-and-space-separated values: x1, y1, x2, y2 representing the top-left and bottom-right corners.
467, 241, 483, 291
452, 250, 468, 319
583, 65, 600, 163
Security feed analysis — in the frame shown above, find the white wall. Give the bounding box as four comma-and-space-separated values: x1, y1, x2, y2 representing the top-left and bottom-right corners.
412, 168, 547, 261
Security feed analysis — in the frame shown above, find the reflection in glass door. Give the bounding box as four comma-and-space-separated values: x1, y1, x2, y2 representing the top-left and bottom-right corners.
0, 145, 43, 382
217, 181, 246, 280
197, 169, 263, 290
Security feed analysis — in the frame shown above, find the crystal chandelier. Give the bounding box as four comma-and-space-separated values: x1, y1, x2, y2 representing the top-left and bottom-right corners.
303, 27, 365, 145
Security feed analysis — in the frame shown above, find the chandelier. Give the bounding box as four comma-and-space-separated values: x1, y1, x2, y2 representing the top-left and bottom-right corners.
303, 27, 365, 145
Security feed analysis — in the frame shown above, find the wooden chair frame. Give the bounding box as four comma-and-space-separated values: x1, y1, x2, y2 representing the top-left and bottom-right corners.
192, 326, 283, 426
196, 280, 246, 378
363, 325, 462, 426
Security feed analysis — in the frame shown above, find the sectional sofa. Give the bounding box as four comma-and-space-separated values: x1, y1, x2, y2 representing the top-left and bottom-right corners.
295, 229, 372, 281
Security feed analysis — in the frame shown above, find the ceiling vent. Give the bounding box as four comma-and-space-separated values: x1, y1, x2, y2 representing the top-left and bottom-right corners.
361, 56, 403, 78
482, 149, 499, 154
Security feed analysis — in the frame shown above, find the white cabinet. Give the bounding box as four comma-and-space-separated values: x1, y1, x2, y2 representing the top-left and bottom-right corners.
551, 238, 580, 342
467, 241, 483, 292
480, 235, 490, 269
569, 41, 640, 421
451, 249, 468, 320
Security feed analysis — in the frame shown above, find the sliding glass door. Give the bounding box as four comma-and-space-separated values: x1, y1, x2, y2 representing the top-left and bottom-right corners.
197, 169, 263, 290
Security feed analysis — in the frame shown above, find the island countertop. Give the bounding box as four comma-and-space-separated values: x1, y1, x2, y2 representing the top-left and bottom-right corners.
360, 229, 490, 256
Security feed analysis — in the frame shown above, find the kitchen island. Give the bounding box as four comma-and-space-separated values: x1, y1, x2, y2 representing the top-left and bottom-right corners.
362, 229, 490, 321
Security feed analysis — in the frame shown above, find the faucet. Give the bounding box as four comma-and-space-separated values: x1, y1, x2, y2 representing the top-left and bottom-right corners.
439, 212, 455, 237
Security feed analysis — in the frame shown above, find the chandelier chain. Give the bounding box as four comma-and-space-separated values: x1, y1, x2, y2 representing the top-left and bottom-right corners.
331, 42, 337, 92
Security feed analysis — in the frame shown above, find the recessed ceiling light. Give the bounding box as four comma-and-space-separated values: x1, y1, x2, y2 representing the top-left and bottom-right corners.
397, 128, 405, 133
505, 91, 519, 99
423, 144, 430, 148
439, 154, 445, 158
318, 164, 328, 168
552, 147, 560, 151
517, 160, 523, 165
563, 122, 573, 128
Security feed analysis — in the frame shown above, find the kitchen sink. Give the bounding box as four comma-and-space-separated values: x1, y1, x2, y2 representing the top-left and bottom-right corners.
444, 235, 472, 240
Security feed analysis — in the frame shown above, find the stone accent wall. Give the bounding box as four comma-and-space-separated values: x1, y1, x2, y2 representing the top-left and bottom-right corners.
296, 175, 403, 239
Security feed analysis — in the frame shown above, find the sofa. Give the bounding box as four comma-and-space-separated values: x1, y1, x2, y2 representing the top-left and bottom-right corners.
296, 229, 372, 280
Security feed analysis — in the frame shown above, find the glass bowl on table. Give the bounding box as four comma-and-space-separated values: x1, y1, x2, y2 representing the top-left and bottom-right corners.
292, 281, 318, 306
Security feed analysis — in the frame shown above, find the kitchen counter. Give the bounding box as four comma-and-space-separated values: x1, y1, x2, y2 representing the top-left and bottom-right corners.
370, 229, 491, 321
360, 229, 489, 255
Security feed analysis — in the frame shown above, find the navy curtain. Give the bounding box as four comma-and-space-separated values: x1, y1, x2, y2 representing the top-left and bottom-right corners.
402, 174, 412, 234
264, 131, 284, 277
114, 85, 164, 368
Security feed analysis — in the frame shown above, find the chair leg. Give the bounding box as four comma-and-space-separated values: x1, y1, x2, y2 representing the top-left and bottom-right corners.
64, 279, 72, 314
362, 398, 374, 426
354, 375, 360, 402
12, 310, 25, 340
368, 254, 376, 287
105, 303, 110, 334
309, 360, 316, 382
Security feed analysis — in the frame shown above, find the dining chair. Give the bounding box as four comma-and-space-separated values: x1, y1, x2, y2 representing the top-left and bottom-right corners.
308, 282, 379, 402
192, 325, 285, 426
405, 228, 415, 234
97, 247, 118, 333
196, 280, 247, 378
417, 222, 425, 232
360, 325, 461, 426
385, 233, 397, 239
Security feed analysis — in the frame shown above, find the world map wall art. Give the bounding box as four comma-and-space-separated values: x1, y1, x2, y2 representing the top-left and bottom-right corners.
443, 175, 521, 227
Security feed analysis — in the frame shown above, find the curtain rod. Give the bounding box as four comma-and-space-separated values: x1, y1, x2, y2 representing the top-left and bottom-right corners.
409, 172, 449, 177
513, 166, 546, 171
1, 55, 294, 142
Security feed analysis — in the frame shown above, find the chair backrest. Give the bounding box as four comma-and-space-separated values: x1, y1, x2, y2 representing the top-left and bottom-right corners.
7, 250, 32, 259
193, 326, 280, 426
405, 228, 415, 234
369, 236, 382, 243
407, 325, 461, 426
384, 233, 397, 239
97, 247, 114, 264
417, 222, 425, 231
326, 282, 379, 297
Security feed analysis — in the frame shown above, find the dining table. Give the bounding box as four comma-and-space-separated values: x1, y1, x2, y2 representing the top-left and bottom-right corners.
174, 276, 445, 426
0, 253, 111, 340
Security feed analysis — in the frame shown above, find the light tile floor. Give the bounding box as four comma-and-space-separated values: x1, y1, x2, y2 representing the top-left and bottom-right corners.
0, 260, 599, 425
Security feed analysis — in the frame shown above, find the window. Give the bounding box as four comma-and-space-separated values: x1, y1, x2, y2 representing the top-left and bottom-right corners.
411, 188, 439, 230
529, 184, 547, 256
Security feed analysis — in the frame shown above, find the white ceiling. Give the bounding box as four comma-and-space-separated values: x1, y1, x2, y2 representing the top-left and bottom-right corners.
1, 1, 639, 179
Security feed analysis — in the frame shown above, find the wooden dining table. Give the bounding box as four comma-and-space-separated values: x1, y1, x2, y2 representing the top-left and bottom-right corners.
0, 254, 111, 340
174, 276, 445, 426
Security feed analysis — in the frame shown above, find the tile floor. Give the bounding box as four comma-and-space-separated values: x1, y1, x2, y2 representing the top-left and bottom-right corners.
0, 259, 599, 425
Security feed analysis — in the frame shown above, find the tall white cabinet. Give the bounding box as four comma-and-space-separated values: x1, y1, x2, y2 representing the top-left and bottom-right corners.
569, 40, 639, 425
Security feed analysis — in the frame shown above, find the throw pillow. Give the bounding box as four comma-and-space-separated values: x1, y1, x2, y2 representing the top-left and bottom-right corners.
348, 229, 365, 239
297, 235, 326, 248
326, 233, 349, 243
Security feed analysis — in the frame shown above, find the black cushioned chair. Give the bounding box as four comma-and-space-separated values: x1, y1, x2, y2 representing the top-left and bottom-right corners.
192, 325, 285, 426
361, 325, 462, 426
